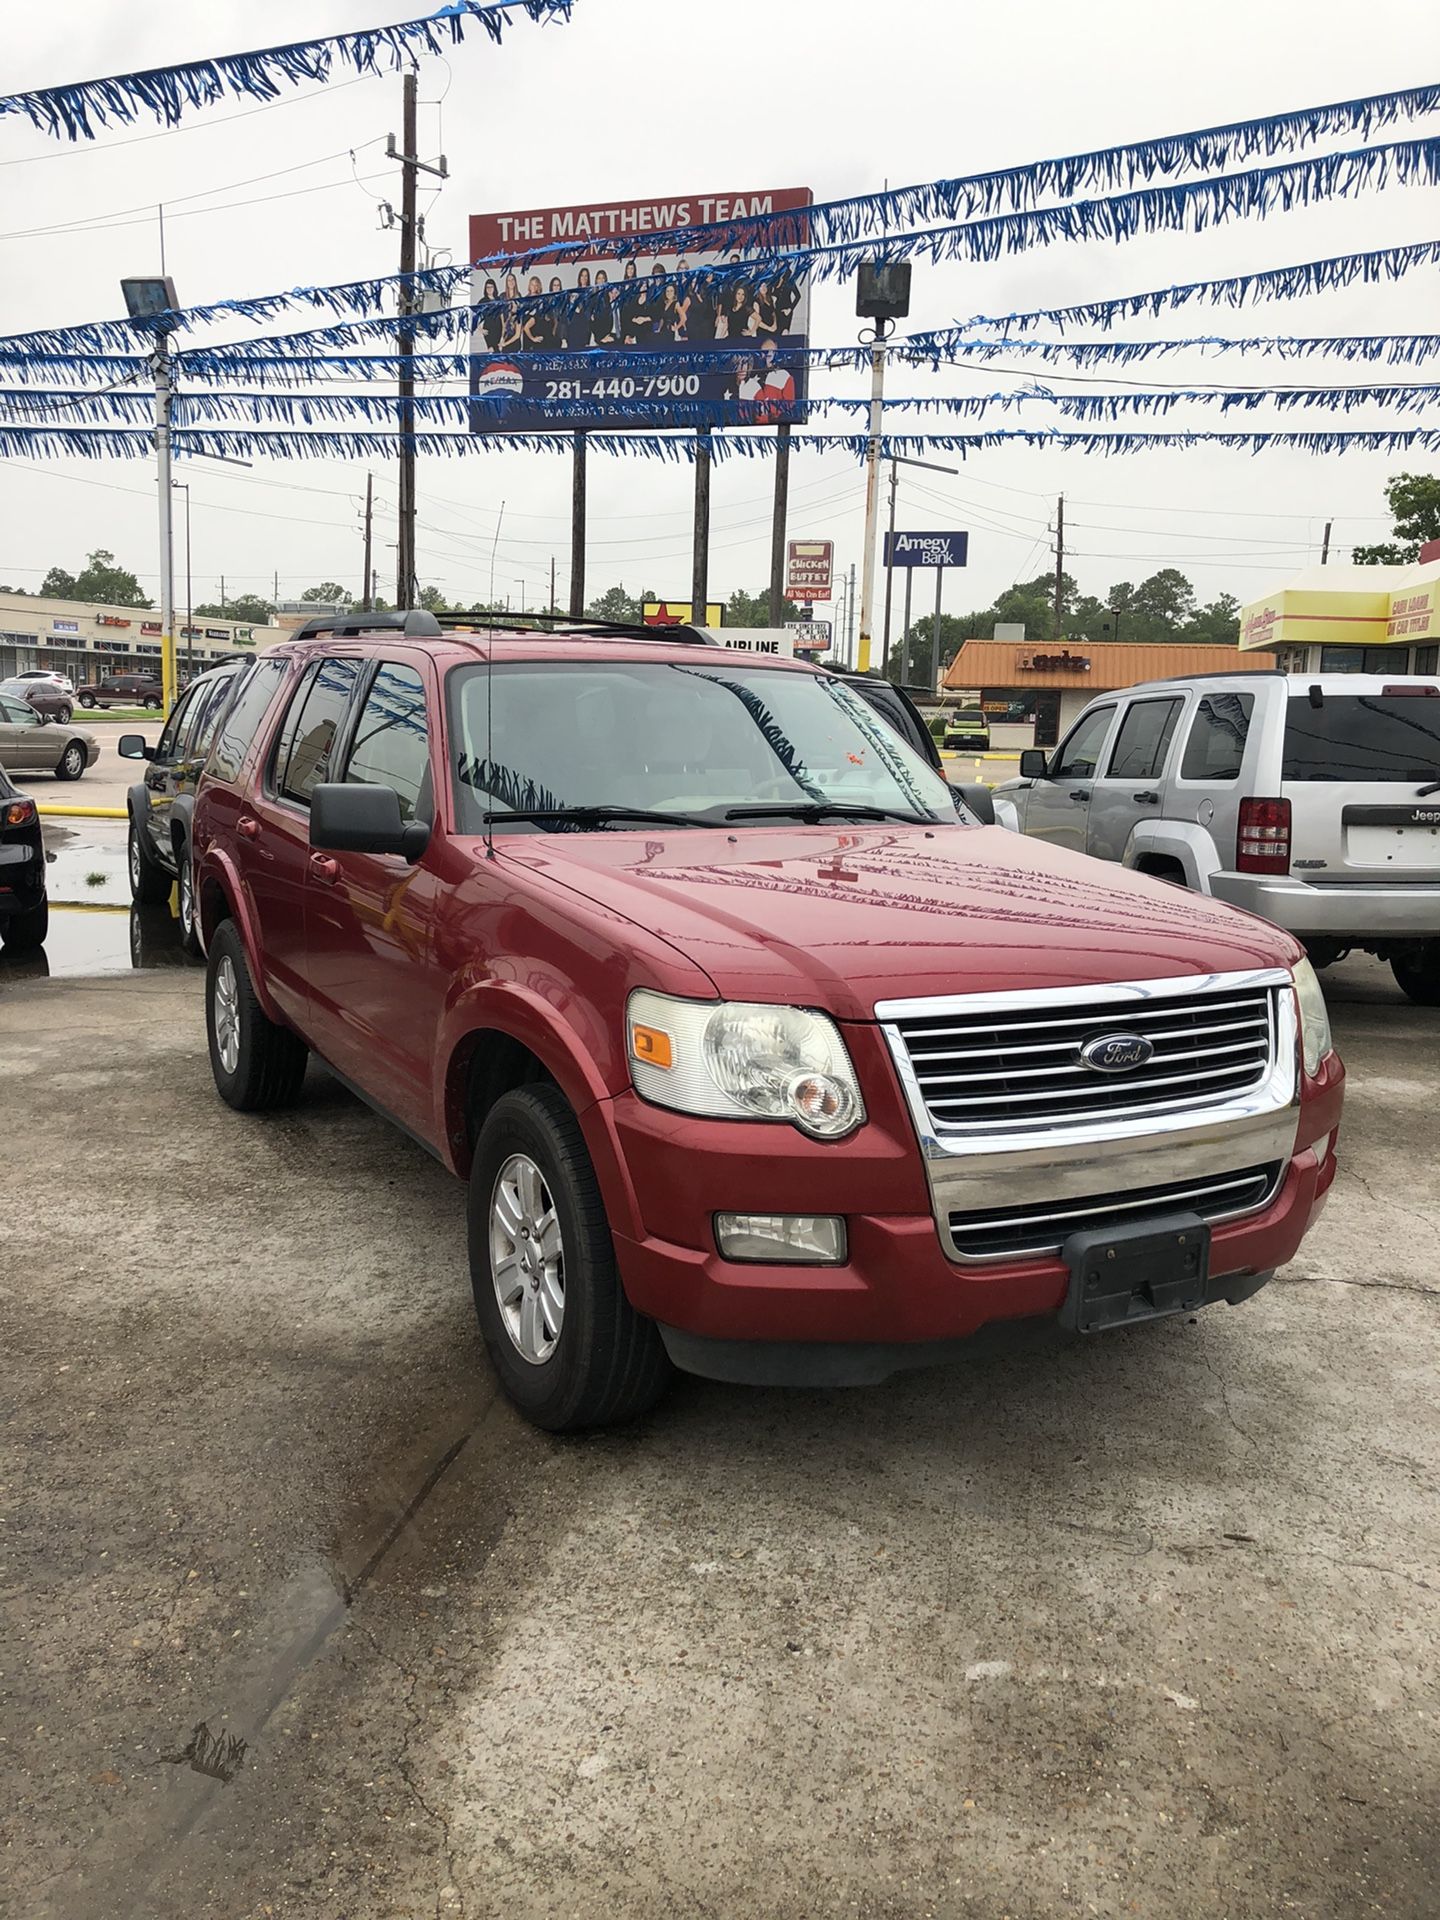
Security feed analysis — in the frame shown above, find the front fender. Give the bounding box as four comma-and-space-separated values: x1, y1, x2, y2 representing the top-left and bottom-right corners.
991, 793, 1023, 834
195, 847, 284, 1023
1123, 818, 1222, 892
432, 983, 643, 1236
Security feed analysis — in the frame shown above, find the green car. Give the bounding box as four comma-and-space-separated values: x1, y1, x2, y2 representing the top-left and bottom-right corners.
942, 707, 991, 752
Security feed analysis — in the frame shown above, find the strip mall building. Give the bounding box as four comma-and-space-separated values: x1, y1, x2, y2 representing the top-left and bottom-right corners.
0, 591, 282, 684
1237, 555, 1440, 675
942, 640, 1277, 751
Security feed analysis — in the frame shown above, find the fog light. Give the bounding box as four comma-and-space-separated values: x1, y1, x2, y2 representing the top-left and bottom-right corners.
714, 1213, 847, 1264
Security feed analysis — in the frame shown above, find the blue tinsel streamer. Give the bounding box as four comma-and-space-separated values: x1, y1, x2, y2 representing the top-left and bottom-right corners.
5, 424, 1440, 463
2, 132, 1439, 358
0, 2, 573, 142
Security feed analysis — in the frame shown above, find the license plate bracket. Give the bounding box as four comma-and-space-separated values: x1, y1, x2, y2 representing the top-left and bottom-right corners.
1060, 1214, 1211, 1334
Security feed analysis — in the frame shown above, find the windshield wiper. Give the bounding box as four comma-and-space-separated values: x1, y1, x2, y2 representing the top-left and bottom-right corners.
724, 801, 929, 824
1415, 778, 1440, 796
481, 805, 715, 829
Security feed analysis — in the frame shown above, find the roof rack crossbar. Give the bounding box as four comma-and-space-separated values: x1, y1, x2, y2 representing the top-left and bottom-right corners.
432, 610, 715, 646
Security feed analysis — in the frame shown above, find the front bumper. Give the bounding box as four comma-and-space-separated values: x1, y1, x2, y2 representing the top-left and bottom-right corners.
598, 1050, 1343, 1377
1210, 870, 1440, 938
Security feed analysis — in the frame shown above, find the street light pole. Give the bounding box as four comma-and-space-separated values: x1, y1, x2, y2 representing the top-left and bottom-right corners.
856, 336, 887, 673
154, 336, 177, 711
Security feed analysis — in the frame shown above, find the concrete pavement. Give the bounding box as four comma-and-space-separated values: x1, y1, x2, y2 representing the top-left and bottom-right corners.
0, 958, 1435, 1919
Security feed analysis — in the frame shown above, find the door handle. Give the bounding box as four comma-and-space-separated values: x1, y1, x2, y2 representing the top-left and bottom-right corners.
1068, 789, 1091, 803
237, 814, 260, 840
1132, 790, 1160, 804
309, 853, 340, 885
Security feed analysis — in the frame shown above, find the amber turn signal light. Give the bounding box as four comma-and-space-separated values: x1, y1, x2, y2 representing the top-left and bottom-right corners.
629, 1022, 674, 1071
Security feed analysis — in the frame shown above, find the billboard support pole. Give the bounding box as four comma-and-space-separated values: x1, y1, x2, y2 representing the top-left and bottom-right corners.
396, 70, 418, 609
931, 565, 945, 695
902, 568, 914, 684
856, 339, 887, 672
692, 428, 712, 626
881, 457, 898, 669
768, 423, 791, 625
569, 430, 587, 617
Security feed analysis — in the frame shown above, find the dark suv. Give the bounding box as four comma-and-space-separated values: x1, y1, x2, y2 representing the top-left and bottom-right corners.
191, 611, 1342, 1432
78, 673, 165, 711
121, 660, 248, 949
0, 765, 46, 952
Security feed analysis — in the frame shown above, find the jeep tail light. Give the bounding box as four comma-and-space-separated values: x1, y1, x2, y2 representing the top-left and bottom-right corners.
3, 798, 36, 827
1237, 797, 1291, 876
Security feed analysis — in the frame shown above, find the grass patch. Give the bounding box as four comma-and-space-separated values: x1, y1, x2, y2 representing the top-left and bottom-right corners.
84, 871, 108, 887
76, 706, 153, 723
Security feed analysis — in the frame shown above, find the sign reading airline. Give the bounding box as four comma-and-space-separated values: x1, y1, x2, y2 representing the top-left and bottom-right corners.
785, 539, 833, 602
469, 187, 812, 433
884, 531, 970, 569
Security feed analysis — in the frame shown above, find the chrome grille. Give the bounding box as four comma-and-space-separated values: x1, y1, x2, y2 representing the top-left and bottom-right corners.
946, 1163, 1281, 1261
889, 980, 1279, 1134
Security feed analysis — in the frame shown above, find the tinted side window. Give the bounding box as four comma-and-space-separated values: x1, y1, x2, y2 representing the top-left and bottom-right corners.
1052, 706, 1114, 780
275, 659, 361, 806
1106, 698, 1182, 780
155, 684, 202, 761
211, 659, 288, 785
342, 663, 431, 822
1180, 692, 1254, 781
187, 667, 243, 760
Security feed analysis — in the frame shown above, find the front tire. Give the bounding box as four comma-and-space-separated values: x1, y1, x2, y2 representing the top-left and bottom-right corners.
205, 920, 307, 1111
128, 818, 171, 905
468, 1084, 671, 1432
144, 696, 162, 712
78, 690, 96, 709
56, 702, 73, 723
55, 740, 87, 781
1391, 944, 1440, 1006
1, 897, 48, 952
176, 847, 202, 956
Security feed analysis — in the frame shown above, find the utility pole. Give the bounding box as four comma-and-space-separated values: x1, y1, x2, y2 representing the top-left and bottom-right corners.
1321, 518, 1333, 565
273, 569, 279, 606
1053, 492, 1066, 637
768, 422, 791, 626
388, 70, 448, 610
856, 338, 887, 671
847, 561, 857, 664
361, 472, 374, 610
549, 553, 557, 614
153, 336, 177, 711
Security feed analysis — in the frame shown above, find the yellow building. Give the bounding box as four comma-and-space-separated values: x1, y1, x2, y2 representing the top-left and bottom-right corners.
1239, 559, 1440, 675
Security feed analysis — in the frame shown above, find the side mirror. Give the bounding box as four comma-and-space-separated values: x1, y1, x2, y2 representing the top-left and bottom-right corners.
1018, 748, 1050, 781
953, 782, 996, 825
118, 733, 154, 761
310, 782, 431, 863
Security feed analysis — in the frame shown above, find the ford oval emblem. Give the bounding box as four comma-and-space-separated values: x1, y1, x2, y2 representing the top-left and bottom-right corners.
1078, 1032, 1155, 1074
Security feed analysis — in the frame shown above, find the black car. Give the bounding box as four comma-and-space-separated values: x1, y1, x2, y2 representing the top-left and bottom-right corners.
823, 666, 995, 820
78, 672, 165, 711
0, 765, 47, 951
121, 659, 249, 951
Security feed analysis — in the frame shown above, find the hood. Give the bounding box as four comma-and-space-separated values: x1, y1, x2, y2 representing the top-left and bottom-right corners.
501, 823, 1297, 1021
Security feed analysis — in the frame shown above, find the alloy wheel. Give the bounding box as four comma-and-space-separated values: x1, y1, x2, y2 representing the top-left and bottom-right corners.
489, 1153, 565, 1364
213, 955, 241, 1075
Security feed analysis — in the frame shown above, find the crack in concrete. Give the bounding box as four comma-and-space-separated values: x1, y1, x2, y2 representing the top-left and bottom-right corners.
1273, 1271, 1440, 1300
1199, 1343, 1259, 1449
348, 1621, 467, 1920
1339, 1163, 1439, 1245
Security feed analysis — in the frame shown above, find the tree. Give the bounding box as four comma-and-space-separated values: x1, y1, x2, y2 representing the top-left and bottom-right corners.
1353, 472, 1440, 564
896, 614, 970, 684
417, 585, 450, 614
725, 586, 804, 628
585, 584, 657, 623
300, 582, 352, 606
0, 583, 29, 596
194, 594, 275, 626
1183, 593, 1243, 646
40, 549, 151, 607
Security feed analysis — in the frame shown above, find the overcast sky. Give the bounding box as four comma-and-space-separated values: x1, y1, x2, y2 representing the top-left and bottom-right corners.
0, 0, 1436, 626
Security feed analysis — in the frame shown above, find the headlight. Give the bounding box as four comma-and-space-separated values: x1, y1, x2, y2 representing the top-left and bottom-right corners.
627, 990, 865, 1139
1292, 957, 1333, 1078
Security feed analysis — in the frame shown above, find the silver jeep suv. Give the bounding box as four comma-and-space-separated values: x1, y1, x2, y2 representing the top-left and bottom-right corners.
994, 670, 1440, 1004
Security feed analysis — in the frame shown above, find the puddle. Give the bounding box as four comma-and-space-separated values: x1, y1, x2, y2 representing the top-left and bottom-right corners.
0, 902, 201, 984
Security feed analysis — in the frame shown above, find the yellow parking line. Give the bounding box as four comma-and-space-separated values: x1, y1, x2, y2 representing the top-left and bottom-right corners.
49, 900, 131, 915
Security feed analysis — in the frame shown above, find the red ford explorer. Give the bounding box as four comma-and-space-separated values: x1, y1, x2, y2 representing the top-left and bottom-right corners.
192, 613, 1343, 1430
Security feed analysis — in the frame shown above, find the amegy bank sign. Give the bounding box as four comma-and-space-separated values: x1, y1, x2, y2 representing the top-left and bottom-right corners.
884, 530, 970, 569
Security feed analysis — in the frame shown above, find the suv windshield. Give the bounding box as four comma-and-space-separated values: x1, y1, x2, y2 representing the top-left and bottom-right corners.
448, 659, 956, 831
1282, 693, 1440, 783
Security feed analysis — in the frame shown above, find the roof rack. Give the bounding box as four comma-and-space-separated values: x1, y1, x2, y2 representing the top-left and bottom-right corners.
294, 609, 442, 640
432, 610, 716, 647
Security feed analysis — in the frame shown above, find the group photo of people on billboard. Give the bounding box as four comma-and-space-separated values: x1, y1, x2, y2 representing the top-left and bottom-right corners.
469, 188, 811, 432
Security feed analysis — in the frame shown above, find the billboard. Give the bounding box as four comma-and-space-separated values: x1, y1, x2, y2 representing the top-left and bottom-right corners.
643, 600, 724, 628
884, 531, 970, 569
469, 187, 812, 433
785, 539, 833, 602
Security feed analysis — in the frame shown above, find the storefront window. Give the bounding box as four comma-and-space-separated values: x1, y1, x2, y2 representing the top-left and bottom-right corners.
1415, 644, 1438, 674
1320, 645, 1410, 674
